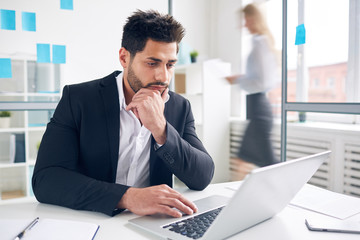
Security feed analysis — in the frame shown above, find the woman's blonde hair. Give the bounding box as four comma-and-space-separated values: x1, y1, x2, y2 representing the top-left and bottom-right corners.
241, 3, 280, 65
241, 3, 275, 50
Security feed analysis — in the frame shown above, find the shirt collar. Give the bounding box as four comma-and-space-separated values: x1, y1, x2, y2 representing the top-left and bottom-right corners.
116, 72, 126, 111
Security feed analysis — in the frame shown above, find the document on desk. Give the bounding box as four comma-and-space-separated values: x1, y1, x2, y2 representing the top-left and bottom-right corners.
0, 218, 99, 240
290, 184, 360, 219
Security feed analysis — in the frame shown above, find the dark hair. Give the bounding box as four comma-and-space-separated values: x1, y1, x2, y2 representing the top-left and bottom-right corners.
121, 9, 185, 57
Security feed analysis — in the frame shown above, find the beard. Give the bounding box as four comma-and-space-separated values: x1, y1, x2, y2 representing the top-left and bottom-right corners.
127, 62, 169, 94
127, 62, 144, 93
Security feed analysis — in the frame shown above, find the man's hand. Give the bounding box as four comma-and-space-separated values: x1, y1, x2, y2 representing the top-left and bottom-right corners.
126, 88, 168, 144
117, 184, 198, 218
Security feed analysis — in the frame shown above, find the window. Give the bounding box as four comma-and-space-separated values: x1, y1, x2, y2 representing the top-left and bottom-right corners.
312, 78, 320, 88
326, 77, 335, 89
280, 0, 360, 196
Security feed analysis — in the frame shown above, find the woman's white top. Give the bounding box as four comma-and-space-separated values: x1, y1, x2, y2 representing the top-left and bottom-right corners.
236, 34, 280, 94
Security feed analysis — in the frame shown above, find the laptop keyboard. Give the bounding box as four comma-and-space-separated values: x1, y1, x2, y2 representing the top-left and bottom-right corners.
162, 206, 224, 239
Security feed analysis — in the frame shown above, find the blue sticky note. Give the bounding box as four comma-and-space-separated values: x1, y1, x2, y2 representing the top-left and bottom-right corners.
52, 45, 66, 64
295, 24, 306, 45
60, 0, 74, 10
0, 58, 12, 78
22, 12, 36, 31
37, 44, 51, 63
0, 9, 16, 30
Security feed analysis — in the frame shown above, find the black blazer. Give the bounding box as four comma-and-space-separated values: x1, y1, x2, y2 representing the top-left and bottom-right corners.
32, 71, 214, 216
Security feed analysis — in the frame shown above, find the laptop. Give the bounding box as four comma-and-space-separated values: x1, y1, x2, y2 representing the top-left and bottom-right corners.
129, 151, 331, 240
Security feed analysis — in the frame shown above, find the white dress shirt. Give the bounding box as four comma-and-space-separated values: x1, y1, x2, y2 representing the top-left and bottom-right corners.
236, 34, 280, 94
115, 72, 151, 188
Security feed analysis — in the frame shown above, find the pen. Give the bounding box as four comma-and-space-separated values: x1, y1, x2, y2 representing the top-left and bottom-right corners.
14, 217, 39, 240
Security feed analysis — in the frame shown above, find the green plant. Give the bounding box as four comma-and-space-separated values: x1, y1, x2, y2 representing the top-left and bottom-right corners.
190, 50, 199, 58
0, 111, 11, 117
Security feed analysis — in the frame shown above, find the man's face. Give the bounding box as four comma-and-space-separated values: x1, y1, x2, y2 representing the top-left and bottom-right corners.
123, 39, 178, 96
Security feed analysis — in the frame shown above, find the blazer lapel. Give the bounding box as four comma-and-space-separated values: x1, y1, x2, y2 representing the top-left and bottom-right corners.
99, 71, 121, 182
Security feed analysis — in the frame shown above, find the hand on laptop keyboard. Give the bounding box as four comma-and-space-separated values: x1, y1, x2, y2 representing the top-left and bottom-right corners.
117, 184, 198, 218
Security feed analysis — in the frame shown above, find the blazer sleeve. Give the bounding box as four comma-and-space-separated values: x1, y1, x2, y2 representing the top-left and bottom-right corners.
155, 99, 214, 190
32, 85, 129, 216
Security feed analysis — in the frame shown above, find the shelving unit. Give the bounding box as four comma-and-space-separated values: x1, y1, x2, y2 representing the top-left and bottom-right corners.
173, 59, 231, 183
0, 57, 61, 203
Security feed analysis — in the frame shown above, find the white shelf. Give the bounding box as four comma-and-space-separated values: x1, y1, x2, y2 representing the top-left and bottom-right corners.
0, 163, 27, 168
0, 92, 27, 96
0, 58, 60, 203
174, 59, 231, 183
0, 196, 36, 205
174, 62, 197, 73
27, 126, 47, 131
27, 159, 36, 165
0, 92, 60, 96
0, 128, 26, 133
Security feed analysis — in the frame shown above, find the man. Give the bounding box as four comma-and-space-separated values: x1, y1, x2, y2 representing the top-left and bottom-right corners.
32, 10, 214, 218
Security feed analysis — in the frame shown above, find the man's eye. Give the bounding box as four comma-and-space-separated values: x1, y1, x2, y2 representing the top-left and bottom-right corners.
148, 62, 157, 67
167, 63, 176, 68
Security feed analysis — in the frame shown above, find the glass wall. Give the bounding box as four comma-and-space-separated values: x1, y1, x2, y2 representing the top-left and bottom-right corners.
281, 0, 360, 197
286, 0, 350, 104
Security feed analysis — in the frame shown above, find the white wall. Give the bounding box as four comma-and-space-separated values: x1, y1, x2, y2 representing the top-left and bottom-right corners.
173, 0, 245, 117
172, 0, 243, 72
209, 0, 243, 73
0, 0, 168, 85
210, 0, 245, 118
0, 0, 248, 87
172, 0, 212, 61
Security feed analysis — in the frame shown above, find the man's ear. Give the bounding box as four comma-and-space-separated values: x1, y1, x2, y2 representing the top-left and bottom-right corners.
119, 47, 130, 69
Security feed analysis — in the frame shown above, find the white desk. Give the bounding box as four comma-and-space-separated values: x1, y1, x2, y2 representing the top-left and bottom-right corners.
1, 182, 360, 240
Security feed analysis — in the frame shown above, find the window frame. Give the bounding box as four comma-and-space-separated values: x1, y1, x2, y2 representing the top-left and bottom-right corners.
280, 0, 360, 161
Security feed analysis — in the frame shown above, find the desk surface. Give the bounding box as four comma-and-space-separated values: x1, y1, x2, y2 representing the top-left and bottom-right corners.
1, 182, 360, 240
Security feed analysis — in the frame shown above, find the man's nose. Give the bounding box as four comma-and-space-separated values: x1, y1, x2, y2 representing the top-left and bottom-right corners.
155, 65, 169, 82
